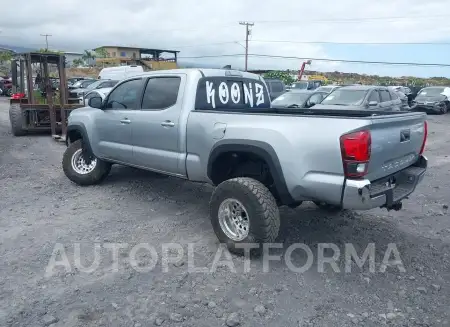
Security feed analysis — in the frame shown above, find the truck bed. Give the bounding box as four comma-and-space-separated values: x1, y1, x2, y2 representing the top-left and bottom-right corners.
186, 109, 427, 206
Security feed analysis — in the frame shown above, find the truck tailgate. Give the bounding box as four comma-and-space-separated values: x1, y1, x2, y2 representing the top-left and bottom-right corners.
365, 112, 426, 181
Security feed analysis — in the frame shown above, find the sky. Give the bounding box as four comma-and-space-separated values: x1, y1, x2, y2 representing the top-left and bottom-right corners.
1, 0, 450, 78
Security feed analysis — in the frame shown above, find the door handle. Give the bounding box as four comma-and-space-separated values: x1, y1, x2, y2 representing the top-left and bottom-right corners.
161, 120, 175, 127
120, 119, 131, 124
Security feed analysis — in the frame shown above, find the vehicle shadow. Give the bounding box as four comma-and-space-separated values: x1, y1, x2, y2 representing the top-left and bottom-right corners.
96, 166, 450, 274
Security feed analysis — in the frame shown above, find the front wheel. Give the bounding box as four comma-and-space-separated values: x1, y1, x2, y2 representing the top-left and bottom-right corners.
9, 103, 26, 136
62, 140, 111, 185
209, 177, 280, 255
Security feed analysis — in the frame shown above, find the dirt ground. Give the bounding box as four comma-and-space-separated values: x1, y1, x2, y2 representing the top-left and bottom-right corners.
0, 97, 449, 327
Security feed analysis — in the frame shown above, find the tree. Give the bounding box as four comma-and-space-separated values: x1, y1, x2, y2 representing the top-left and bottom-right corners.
263, 71, 295, 85
72, 58, 85, 67
94, 48, 109, 58
0, 51, 13, 64
82, 50, 95, 66
38, 48, 63, 54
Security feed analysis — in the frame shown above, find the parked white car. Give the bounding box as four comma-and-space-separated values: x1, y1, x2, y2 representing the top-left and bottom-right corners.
83, 87, 112, 106
98, 65, 144, 80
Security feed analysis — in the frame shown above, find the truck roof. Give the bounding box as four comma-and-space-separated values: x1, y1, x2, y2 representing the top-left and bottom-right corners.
135, 68, 264, 80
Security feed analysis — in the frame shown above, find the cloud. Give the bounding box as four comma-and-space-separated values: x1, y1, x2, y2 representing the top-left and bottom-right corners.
1, 0, 450, 74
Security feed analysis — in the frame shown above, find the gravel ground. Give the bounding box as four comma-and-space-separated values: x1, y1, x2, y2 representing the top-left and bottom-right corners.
0, 97, 449, 327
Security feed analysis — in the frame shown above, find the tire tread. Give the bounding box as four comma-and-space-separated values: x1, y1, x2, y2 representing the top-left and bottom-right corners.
62, 140, 111, 186
9, 103, 26, 136
210, 177, 280, 248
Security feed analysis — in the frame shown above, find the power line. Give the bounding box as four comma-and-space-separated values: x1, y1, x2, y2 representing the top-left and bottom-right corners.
249, 39, 450, 46
177, 53, 450, 67
252, 14, 450, 24
174, 41, 243, 48
239, 22, 254, 71
171, 39, 450, 49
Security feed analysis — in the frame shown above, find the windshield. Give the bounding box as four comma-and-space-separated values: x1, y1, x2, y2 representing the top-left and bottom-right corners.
79, 80, 95, 88
316, 86, 334, 92
417, 87, 446, 97
321, 89, 368, 106
272, 92, 311, 107
85, 80, 103, 90
291, 82, 308, 89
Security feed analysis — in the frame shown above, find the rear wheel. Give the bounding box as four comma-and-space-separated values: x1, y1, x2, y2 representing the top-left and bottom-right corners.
210, 177, 280, 255
62, 140, 111, 185
9, 103, 27, 136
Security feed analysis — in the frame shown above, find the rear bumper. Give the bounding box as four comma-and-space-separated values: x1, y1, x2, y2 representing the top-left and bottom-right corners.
341, 155, 427, 210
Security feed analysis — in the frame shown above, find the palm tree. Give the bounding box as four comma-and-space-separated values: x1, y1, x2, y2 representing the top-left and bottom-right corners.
82, 50, 95, 66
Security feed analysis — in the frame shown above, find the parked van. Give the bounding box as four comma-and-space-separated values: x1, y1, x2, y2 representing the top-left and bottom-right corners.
98, 65, 144, 80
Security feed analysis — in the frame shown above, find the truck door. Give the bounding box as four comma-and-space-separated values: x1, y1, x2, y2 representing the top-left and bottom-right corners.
130, 74, 186, 176
94, 77, 144, 163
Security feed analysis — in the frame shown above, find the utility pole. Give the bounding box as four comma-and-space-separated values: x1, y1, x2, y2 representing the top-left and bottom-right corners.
40, 34, 52, 51
239, 21, 254, 71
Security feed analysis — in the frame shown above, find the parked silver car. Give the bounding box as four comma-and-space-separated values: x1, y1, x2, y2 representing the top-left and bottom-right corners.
70, 80, 119, 103
272, 90, 328, 108
317, 85, 404, 111
315, 85, 341, 93
83, 87, 112, 106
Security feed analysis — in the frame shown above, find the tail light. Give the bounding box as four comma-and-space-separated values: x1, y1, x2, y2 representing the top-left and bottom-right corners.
340, 130, 371, 178
11, 93, 25, 99
419, 120, 427, 155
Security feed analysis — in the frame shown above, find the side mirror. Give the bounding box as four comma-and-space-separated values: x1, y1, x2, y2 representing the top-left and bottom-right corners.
88, 96, 103, 109
368, 101, 378, 107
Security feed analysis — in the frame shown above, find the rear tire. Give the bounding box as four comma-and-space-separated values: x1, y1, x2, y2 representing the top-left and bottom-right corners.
9, 103, 27, 136
209, 177, 280, 256
62, 140, 111, 186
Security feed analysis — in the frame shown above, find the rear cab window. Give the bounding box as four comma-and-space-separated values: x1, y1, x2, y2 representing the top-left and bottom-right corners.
195, 77, 271, 111
141, 77, 181, 109
270, 81, 284, 93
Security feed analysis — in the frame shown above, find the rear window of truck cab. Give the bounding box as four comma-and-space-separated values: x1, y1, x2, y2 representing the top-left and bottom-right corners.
195, 77, 271, 111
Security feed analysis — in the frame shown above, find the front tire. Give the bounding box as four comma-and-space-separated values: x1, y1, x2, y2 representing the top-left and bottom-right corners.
9, 103, 27, 136
62, 140, 111, 185
209, 177, 280, 255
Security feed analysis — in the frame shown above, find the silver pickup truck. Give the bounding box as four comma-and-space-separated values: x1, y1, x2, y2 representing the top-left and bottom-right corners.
62, 69, 428, 254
